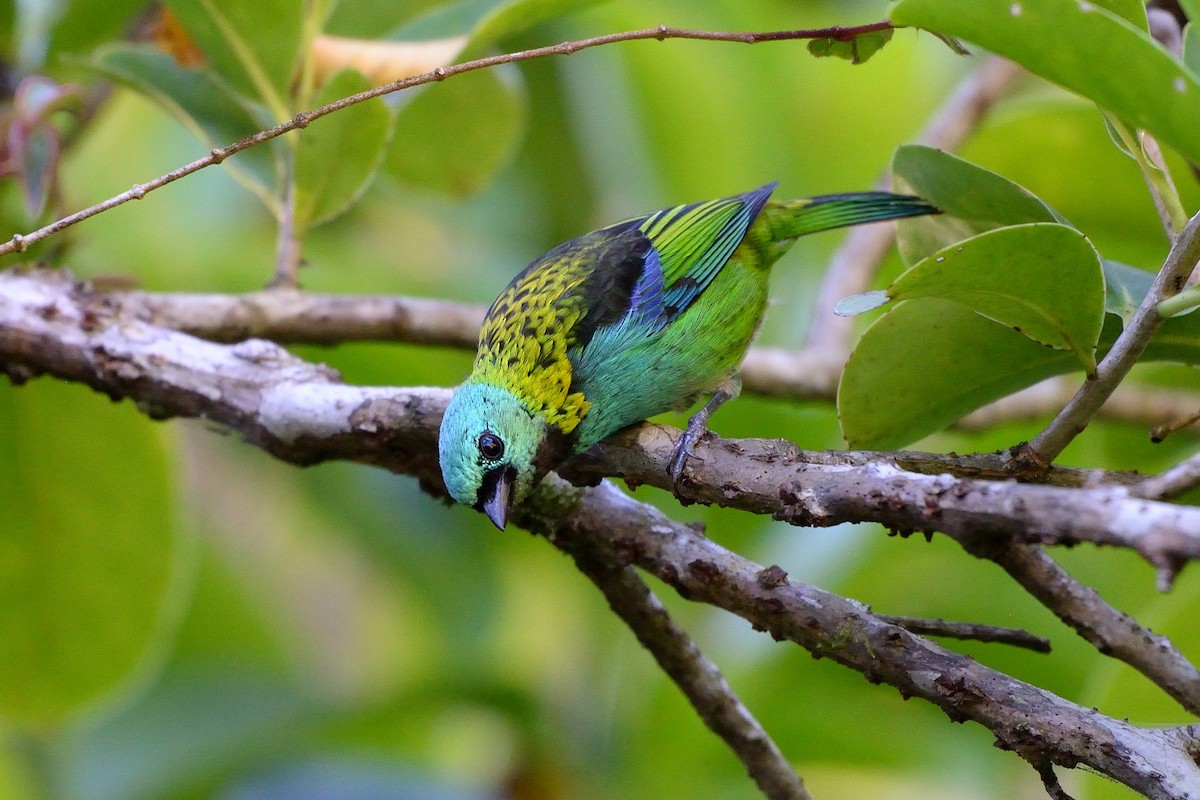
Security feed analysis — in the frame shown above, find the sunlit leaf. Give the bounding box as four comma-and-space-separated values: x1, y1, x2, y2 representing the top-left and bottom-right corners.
295, 69, 394, 228
311, 34, 466, 88
0, 380, 185, 725
162, 0, 303, 111
807, 29, 894, 64
887, 224, 1105, 371
1090, 0, 1148, 29
892, 145, 1061, 264
86, 44, 279, 199
891, 0, 1200, 165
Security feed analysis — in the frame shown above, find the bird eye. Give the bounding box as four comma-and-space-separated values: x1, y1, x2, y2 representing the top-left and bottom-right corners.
478, 432, 505, 461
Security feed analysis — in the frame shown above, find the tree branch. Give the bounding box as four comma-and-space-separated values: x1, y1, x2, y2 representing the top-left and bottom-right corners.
875, 615, 1051, 653
3, 267, 1198, 717
4, 267, 1200, 795
523, 477, 1200, 799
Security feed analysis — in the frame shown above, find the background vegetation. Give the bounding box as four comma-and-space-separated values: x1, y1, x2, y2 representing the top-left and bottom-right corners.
1, 0, 1197, 798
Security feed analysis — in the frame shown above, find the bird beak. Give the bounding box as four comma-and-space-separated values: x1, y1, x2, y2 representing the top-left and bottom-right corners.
480, 468, 514, 531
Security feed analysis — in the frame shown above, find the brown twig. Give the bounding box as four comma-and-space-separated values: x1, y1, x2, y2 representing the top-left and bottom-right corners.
0, 20, 901, 259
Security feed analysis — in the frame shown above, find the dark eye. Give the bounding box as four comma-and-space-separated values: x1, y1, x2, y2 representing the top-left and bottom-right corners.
478, 432, 505, 461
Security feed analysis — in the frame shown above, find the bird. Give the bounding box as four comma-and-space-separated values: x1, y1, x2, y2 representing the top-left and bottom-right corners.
439, 182, 938, 529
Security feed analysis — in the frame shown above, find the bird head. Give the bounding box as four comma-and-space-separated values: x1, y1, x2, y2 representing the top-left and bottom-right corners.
438, 382, 550, 530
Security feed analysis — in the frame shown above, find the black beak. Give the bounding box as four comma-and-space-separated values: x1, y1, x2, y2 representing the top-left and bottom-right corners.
478, 466, 515, 531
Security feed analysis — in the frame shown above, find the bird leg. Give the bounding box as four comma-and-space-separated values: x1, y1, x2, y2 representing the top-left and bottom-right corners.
670, 377, 741, 488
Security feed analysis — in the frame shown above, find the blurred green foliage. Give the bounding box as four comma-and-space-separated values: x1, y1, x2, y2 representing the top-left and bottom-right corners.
0, 1, 1196, 799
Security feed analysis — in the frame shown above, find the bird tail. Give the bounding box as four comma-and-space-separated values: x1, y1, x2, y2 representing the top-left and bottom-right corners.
770, 192, 940, 239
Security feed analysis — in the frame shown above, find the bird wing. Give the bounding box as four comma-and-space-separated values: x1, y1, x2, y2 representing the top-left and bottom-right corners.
631, 181, 777, 331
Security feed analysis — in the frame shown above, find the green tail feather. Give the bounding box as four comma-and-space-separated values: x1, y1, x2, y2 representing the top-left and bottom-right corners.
771, 192, 940, 239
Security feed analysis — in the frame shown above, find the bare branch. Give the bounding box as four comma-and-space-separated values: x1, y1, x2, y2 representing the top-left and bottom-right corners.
1136, 451, 1200, 501
0, 20, 900, 260
566, 549, 810, 800
523, 477, 1200, 799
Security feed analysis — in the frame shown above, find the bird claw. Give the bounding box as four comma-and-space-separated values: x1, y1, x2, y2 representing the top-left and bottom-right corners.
669, 425, 708, 491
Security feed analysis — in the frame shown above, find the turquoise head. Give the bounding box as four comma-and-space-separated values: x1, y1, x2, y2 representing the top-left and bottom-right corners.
438, 382, 551, 530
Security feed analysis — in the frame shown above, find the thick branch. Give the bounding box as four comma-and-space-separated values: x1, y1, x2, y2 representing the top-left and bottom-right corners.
524, 477, 1200, 799
104, 286, 1200, 430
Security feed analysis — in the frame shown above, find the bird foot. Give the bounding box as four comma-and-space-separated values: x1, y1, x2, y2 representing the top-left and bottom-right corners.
669, 420, 710, 490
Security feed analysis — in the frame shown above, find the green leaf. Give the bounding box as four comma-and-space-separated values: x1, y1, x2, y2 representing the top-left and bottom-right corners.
892, 145, 1061, 264
1184, 22, 1200, 77
380, 0, 596, 196
295, 69, 394, 229
0, 380, 186, 726
86, 44, 279, 198
1183, 0, 1200, 23
386, 66, 526, 196
891, 0, 1200, 165
838, 298, 1089, 449
45, 0, 144, 60
887, 224, 1105, 371
1090, 0, 1148, 29
807, 28, 894, 64
1102, 259, 1152, 323
162, 0, 303, 113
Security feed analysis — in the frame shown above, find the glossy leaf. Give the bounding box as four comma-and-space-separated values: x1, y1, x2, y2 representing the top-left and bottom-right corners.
838, 298, 1088, 449
0, 380, 183, 725
892, 145, 1060, 264
87, 44, 279, 197
162, 0, 303, 111
887, 224, 1105, 370
891, 0, 1200, 165
295, 69, 394, 228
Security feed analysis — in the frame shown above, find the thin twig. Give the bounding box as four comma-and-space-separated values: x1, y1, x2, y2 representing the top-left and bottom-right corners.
1031, 209, 1200, 461
0, 20, 899, 259
1136, 451, 1200, 500
876, 615, 1051, 653
564, 548, 810, 800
